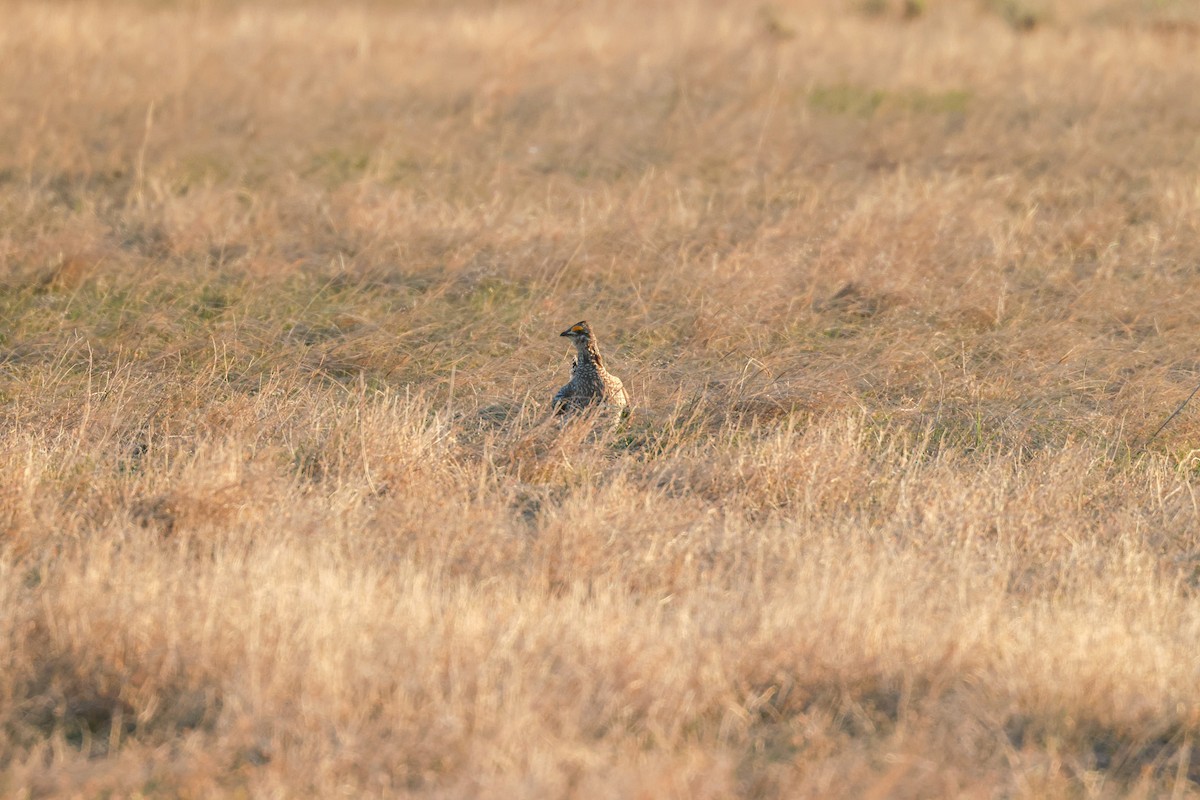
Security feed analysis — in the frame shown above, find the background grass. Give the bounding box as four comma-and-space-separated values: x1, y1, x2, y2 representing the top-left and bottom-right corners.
4, 0, 1200, 796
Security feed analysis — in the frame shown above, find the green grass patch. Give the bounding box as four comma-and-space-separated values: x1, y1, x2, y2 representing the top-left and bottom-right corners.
808, 84, 971, 116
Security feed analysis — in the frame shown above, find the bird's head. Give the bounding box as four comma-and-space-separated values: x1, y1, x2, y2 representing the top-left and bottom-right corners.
559, 320, 593, 341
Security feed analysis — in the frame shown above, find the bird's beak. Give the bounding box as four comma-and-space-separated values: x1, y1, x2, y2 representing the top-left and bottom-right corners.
559, 329, 573, 337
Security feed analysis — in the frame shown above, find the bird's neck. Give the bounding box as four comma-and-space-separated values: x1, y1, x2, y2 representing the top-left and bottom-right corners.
574, 338, 602, 366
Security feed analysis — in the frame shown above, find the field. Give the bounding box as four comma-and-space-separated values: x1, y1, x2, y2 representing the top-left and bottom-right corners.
3, 0, 1200, 796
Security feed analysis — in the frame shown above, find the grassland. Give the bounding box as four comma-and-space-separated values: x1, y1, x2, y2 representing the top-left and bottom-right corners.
3, 0, 1200, 796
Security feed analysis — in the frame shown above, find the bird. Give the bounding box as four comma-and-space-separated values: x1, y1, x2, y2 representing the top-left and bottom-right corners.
552, 320, 629, 421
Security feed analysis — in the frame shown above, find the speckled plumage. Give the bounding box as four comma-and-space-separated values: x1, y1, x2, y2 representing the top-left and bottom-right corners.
552, 320, 629, 420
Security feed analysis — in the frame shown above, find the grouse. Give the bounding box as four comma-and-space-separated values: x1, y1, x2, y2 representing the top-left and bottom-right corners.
552, 320, 629, 420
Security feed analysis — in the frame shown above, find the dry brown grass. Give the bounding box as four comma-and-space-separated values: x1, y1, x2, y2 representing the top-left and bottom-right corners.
4, 0, 1200, 796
